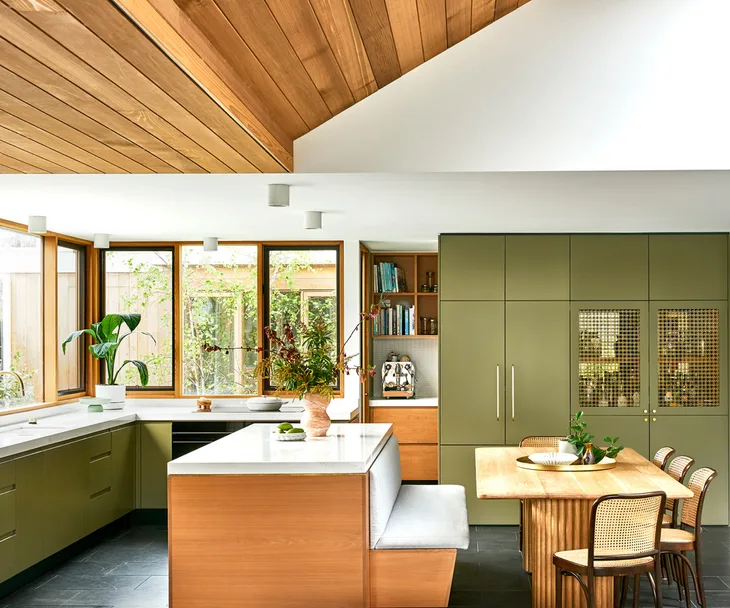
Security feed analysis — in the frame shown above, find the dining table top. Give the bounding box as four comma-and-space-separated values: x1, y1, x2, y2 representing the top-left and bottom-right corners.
475, 447, 694, 500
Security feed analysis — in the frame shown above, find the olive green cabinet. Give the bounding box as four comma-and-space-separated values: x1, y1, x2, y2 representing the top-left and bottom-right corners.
440, 301, 505, 445
506, 235, 570, 300
138, 422, 172, 509
111, 425, 136, 520
649, 234, 728, 301
649, 416, 728, 525
440, 445, 519, 525
505, 302, 570, 443
571, 235, 649, 301
88, 432, 113, 535
440, 235, 504, 301
0, 459, 16, 583
580, 415, 650, 459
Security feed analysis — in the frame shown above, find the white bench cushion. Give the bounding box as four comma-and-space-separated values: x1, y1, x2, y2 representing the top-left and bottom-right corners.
369, 435, 402, 548
375, 484, 469, 550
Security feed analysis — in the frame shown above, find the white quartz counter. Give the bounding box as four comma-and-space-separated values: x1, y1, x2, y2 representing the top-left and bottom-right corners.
0, 398, 359, 460
167, 423, 393, 475
369, 397, 438, 407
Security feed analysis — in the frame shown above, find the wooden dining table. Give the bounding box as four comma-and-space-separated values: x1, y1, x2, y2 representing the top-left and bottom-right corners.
475, 447, 694, 608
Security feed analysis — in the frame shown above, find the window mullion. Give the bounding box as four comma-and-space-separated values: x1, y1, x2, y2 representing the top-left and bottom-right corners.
43, 235, 58, 402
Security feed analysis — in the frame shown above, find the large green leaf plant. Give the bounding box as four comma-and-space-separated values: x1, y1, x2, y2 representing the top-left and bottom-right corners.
62, 313, 155, 386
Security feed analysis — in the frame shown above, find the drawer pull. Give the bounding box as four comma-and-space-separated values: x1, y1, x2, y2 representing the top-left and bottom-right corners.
0, 529, 16, 543
90, 486, 112, 500
90, 451, 111, 463
0, 484, 16, 496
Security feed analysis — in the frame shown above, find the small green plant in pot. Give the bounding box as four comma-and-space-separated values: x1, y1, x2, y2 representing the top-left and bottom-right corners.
560, 411, 624, 463
62, 313, 155, 409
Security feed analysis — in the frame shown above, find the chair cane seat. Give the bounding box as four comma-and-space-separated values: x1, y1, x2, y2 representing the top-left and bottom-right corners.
554, 549, 654, 570
660, 528, 695, 545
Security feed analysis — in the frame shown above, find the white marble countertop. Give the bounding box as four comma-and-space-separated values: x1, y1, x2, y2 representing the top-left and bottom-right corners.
167, 423, 393, 475
369, 397, 438, 407
0, 398, 359, 461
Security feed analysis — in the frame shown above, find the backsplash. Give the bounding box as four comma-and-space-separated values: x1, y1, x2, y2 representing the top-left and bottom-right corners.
372, 339, 438, 398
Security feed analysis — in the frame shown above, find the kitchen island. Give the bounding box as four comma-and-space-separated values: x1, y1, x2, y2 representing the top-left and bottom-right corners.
167, 423, 393, 608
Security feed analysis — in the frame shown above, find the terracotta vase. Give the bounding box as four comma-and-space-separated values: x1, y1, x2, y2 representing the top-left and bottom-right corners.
301, 393, 331, 437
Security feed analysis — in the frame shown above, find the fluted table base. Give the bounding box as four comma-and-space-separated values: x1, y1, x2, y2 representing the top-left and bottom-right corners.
526, 499, 612, 608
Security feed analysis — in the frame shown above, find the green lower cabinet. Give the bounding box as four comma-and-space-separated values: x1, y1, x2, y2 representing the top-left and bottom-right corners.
440, 445, 519, 525
88, 453, 113, 535
43, 439, 89, 556
649, 416, 729, 525
0, 459, 17, 583
15, 452, 45, 574
138, 422, 172, 509
580, 415, 650, 460
111, 426, 136, 520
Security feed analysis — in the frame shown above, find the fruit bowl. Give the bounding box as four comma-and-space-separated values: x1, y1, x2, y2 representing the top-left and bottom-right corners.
528, 452, 579, 466
272, 432, 307, 442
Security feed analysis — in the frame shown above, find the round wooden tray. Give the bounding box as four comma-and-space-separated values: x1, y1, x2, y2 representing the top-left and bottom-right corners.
516, 456, 617, 472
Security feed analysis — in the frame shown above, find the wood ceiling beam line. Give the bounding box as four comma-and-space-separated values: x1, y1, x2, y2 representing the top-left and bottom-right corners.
0, 149, 48, 173
0, 138, 70, 172
349, 0, 402, 88
0, 121, 96, 172
384, 0, 424, 75
110, 0, 293, 171
446, 0, 471, 46
471, 0, 495, 33
0, 163, 21, 173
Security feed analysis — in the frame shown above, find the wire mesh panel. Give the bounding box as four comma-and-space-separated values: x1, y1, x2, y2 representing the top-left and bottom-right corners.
578, 309, 641, 408
657, 309, 720, 408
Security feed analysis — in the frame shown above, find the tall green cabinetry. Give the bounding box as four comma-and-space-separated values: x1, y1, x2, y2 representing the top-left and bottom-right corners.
440, 235, 571, 524
440, 233, 730, 525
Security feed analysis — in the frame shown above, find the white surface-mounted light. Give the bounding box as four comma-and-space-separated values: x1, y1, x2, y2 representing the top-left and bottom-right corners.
93, 234, 110, 249
28, 216, 47, 234
268, 184, 290, 208
203, 237, 218, 252
304, 211, 322, 230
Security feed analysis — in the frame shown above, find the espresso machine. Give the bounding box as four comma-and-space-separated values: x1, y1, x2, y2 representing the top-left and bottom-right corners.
381, 352, 415, 398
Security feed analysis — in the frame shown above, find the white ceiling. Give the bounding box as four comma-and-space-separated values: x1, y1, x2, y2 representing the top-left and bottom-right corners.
0, 171, 729, 245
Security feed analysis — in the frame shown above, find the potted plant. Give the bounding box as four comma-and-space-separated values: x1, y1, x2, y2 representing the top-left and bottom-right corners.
560, 411, 625, 463
62, 313, 155, 409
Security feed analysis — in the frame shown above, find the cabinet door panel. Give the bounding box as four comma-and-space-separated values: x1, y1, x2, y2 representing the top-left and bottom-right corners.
649, 234, 728, 300
139, 422, 172, 509
15, 452, 45, 572
571, 235, 648, 300
0, 460, 16, 583
440, 446, 519, 525
112, 425, 136, 520
580, 415, 650, 460
649, 416, 728, 525
506, 235, 569, 300
440, 235, 504, 300
440, 302, 504, 445
506, 302, 570, 444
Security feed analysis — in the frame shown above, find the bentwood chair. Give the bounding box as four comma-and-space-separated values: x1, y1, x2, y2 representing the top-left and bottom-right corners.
518, 437, 563, 552
663, 456, 695, 528
554, 492, 666, 608
660, 467, 717, 608
652, 447, 676, 471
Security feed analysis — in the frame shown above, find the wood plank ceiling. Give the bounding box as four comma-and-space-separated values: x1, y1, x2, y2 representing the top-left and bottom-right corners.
0, 0, 531, 174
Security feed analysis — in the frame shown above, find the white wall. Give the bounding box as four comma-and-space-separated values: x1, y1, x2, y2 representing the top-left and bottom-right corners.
295, 0, 730, 172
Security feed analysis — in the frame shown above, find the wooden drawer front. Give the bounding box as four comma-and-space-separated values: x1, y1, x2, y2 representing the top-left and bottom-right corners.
371, 408, 437, 444
87, 432, 111, 460
400, 445, 438, 481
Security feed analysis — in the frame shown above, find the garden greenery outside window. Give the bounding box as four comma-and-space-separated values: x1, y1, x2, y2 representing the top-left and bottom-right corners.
0, 226, 43, 406
102, 248, 174, 390
58, 242, 86, 395
181, 245, 258, 396
263, 246, 340, 393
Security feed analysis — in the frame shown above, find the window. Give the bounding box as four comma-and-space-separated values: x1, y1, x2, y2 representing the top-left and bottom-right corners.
58, 242, 86, 395
181, 245, 258, 395
0, 227, 43, 405
264, 245, 340, 391
102, 248, 174, 389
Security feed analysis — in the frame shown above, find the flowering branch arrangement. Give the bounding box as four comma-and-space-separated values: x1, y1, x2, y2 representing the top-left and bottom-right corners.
203, 303, 380, 400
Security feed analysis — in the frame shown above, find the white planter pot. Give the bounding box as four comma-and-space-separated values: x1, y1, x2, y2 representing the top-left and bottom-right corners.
95, 384, 126, 409
558, 440, 578, 455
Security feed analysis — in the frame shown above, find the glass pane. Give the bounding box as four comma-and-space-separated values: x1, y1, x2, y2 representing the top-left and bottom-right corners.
0, 228, 43, 406
104, 250, 173, 388
578, 309, 641, 408
58, 244, 84, 393
181, 246, 258, 395
657, 308, 720, 408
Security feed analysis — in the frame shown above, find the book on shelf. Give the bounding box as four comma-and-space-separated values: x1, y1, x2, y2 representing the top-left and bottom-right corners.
373, 304, 415, 336
373, 262, 407, 293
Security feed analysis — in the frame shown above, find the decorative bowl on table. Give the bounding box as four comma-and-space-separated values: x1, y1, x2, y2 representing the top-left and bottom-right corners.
272, 431, 307, 442
247, 396, 285, 412
528, 452, 579, 466
80, 397, 111, 412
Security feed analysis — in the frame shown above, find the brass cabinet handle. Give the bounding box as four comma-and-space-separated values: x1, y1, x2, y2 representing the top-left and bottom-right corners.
496, 365, 500, 421
653, 410, 657, 414
644, 417, 649, 423
652, 417, 657, 422
643, 410, 648, 414
511, 365, 515, 421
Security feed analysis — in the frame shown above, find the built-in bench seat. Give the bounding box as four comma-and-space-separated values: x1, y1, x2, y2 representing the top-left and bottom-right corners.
369, 435, 469, 607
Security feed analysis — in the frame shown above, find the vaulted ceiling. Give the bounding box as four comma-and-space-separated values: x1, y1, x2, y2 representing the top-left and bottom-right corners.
0, 0, 530, 174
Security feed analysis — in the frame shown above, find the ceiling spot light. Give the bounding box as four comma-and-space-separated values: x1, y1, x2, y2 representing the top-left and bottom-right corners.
203, 237, 218, 252
304, 211, 322, 230
28, 216, 47, 234
94, 234, 110, 249
268, 184, 290, 208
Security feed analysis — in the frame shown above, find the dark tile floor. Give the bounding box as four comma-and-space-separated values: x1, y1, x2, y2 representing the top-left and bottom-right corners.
1, 524, 729, 607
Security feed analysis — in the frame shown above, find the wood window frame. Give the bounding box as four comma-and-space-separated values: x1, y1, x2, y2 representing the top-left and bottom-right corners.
57, 239, 87, 398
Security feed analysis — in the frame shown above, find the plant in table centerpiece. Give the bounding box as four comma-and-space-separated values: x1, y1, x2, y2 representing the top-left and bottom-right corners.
562, 411, 624, 463
62, 313, 156, 408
